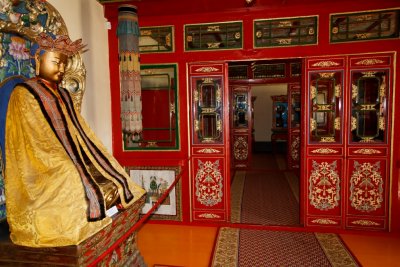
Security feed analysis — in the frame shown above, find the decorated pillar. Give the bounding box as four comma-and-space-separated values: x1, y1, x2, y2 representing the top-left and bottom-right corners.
117, 5, 142, 142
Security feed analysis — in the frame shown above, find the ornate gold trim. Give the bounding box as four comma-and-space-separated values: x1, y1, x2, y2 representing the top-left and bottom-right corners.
320, 72, 335, 78
312, 61, 339, 67
335, 84, 341, 98
311, 148, 339, 154
195, 67, 219, 73
311, 218, 338, 225
321, 137, 335, 142
310, 118, 316, 132
361, 71, 377, 77
310, 85, 317, 100
198, 213, 221, 219
351, 220, 380, 226
355, 59, 385, 65
334, 117, 341, 130
197, 148, 221, 154
352, 84, 358, 99
351, 116, 357, 131
353, 149, 382, 154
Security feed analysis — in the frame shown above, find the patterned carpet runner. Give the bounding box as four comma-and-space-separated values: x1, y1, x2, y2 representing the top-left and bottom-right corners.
231, 170, 300, 225
212, 228, 359, 267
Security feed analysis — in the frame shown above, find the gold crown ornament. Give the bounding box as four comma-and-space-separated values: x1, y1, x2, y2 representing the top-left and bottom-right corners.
35, 32, 86, 57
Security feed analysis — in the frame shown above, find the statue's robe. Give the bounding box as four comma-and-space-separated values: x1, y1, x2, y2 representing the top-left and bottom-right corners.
4, 78, 145, 247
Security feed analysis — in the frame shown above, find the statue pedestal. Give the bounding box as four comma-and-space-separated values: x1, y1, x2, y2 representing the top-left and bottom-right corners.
0, 195, 146, 266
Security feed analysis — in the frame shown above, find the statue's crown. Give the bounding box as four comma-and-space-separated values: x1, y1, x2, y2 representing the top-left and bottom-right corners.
35, 32, 86, 56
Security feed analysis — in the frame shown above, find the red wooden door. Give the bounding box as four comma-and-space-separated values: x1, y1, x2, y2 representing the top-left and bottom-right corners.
303, 53, 393, 231
188, 62, 230, 222
230, 85, 252, 169
345, 54, 393, 230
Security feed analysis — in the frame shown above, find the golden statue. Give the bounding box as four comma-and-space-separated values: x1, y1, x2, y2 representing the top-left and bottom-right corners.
3, 32, 145, 247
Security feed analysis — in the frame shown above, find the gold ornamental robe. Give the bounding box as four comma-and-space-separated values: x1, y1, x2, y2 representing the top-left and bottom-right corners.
4, 79, 145, 247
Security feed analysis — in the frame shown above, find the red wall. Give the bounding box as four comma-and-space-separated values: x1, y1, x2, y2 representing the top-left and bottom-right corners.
102, 0, 400, 231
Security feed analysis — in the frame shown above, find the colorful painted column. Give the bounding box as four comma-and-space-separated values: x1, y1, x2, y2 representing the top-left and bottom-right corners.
117, 5, 142, 142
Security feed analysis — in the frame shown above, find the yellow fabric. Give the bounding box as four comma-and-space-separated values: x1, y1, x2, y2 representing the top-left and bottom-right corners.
4, 85, 145, 247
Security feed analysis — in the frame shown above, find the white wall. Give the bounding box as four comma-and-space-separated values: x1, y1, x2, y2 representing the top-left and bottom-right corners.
251, 84, 288, 142
48, 0, 113, 151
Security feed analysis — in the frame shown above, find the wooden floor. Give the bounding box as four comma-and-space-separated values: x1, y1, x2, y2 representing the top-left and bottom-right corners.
137, 223, 400, 267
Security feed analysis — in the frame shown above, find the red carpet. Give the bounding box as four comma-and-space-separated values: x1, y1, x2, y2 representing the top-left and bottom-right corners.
212, 228, 359, 267
240, 170, 299, 225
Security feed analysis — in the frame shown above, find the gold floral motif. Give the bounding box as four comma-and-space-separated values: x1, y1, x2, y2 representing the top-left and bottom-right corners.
353, 149, 382, 154
351, 220, 380, 226
380, 75, 386, 98
351, 116, 357, 131
234, 136, 248, 161
320, 137, 335, 142
194, 89, 199, 102
277, 38, 292, 45
195, 160, 223, 206
352, 84, 358, 99
350, 161, 383, 212
355, 33, 371, 39
335, 84, 341, 98
216, 119, 222, 133
309, 160, 340, 210
355, 14, 373, 21
360, 104, 377, 111
360, 137, 375, 142
207, 26, 221, 32
334, 117, 340, 130
311, 218, 338, 225
310, 118, 316, 132
312, 61, 339, 67
316, 104, 332, 111
379, 116, 385, 131
310, 85, 317, 100
361, 71, 377, 77
207, 42, 221, 49
195, 67, 219, 73
291, 136, 300, 161
197, 148, 221, 153
355, 59, 384, 65
198, 213, 221, 219
194, 119, 199, 132
320, 72, 335, 78
278, 21, 292, 27
216, 86, 222, 103
311, 148, 339, 154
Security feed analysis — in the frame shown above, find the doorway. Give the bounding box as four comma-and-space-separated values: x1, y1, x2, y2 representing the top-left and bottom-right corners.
228, 59, 302, 227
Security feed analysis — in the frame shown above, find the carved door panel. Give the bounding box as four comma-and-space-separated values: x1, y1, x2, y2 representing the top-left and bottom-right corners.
304, 57, 345, 228
230, 85, 252, 169
306, 158, 343, 228
189, 63, 230, 222
345, 158, 388, 230
287, 83, 301, 170
304, 54, 393, 231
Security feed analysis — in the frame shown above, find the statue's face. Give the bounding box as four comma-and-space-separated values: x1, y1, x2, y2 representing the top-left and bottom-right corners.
36, 51, 68, 85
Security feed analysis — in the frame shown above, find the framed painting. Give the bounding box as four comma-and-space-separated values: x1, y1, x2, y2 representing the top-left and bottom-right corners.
128, 166, 182, 221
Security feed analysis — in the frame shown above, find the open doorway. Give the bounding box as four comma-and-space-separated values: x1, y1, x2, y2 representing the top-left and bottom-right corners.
228, 59, 302, 227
